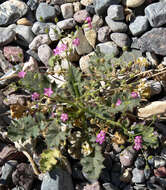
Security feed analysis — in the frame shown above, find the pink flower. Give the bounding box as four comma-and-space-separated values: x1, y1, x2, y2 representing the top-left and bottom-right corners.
18, 71, 26, 78
53, 44, 67, 56
116, 99, 122, 106
96, 130, 106, 144
60, 113, 68, 122
131, 92, 139, 99
31, 92, 40, 101
72, 38, 80, 46
44, 88, 53, 97
59, 44, 67, 51
86, 17, 92, 23
53, 47, 60, 55
134, 136, 142, 151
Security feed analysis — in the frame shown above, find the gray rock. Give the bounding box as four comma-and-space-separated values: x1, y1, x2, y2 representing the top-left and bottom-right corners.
73, 9, 90, 24
27, 0, 38, 11
57, 18, 76, 30
147, 80, 162, 96
94, 0, 120, 16
92, 15, 104, 31
132, 168, 145, 183
97, 26, 111, 42
0, 50, 12, 73
61, 3, 74, 19
131, 37, 140, 49
110, 33, 131, 48
0, 27, 15, 46
145, 2, 166, 27
0, 160, 17, 185
53, 0, 65, 5
146, 52, 158, 66
105, 17, 128, 32
129, 16, 149, 36
154, 157, 166, 168
102, 183, 119, 190
32, 22, 51, 35
96, 42, 119, 56
36, 3, 57, 22
0, 0, 28, 26
107, 5, 124, 21
49, 25, 61, 41
41, 168, 74, 190
12, 25, 35, 47
120, 146, 136, 167
26, 49, 41, 62
38, 44, 53, 66
138, 28, 166, 56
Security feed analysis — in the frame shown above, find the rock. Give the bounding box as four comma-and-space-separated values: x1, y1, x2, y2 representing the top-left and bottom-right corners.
120, 146, 136, 167
27, 0, 38, 11
154, 167, 166, 178
41, 168, 74, 190
81, 0, 93, 6
120, 169, 132, 183
154, 157, 166, 168
110, 33, 131, 48
83, 181, 101, 190
23, 57, 39, 72
52, 0, 65, 5
0, 160, 17, 185
135, 157, 146, 169
86, 5, 95, 15
75, 29, 93, 55
138, 28, 166, 56
3, 46, 24, 62
0, 50, 12, 73
94, 0, 121, 16
85, 29, 96, 48
97, 26, 111, 42
145, 2, 166, 27
144, 167, 151, 180
49, 25, 61, 41
73, 2, 81, 13
29, 34, 51, 50
0, 27, 16, 46
92, 15, 103, 31
3, 94, 27, 106
122, 0, 145, 8
12, 25, 35, 47
105, 17, 128, 32
146, 80, 162, 96
32, 22, 51, 35
129, 16, 149, 36
96, 42, 119, 57
74, 10, 90, 24
57, 18, 76, 30
146, 52, 158, 66
38, 44, 53, 66
131, 37, 140, 49
36, 3, 57, 22
17, 18, 33, 26
0, 0, 28, 26
26, 49, 40, 62
61, 3, 74, 19
138, 101, 166, 119
107, 5, 124, 21
132, 168, 145, 183
12, 163, 34, 190
102, 183, 119, 190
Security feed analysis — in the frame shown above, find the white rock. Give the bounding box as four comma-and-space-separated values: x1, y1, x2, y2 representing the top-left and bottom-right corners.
61, 3, 74, 19
122, 0, 145, 8
38, 44, 53, 66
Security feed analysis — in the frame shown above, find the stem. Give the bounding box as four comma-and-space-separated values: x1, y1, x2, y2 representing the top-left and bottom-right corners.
22, 150, 41, 176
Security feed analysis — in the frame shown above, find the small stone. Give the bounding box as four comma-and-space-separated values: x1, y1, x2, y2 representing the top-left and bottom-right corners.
61, 3, 74, 19
86, 5, 95, 15
49, 25, 61, 41
83, 181, 101, 190
120, 169, 132, 183
96, 42, 119, 57
3, 46, 24, 62
92, 15, 104, 31
105, 17, 128, 32
26, 49, 40, 62
38, 44, 53, 66
147, 80, 162, 96
36, 3, 57, 22
73, 2, 81, 13
129, 16, 149, 36
74, 10, 90, 23
107, 5, 124, 21
94, 0, 121, 16
97, 26, 111, 42
23, 57, 39, 72
154, 167, 166, 178
0, 0, 28, 26
81, 0, 93, 6
132, 168, 145, 183
154, 157, 166, 168
145, 2, 166, 27
110, 33, 131, 48
146, 52, 158, 66
0, 27, 16, 46
0, 50, 12, 73
17, 18, 33, 26
41, 168, 74, 190
75, 29, 93, 55
120, 146, 136, 167
122, 0, 145, 8
135, 157, 146, 169
138, 28, 166, 56
27, 0, 38, 11
144, 167, 151, 180
32, 22, 56, 35
29, 34, 51, 50
102, 183, 119, 190
57, 18, 76, 30
85, 29, 96, 48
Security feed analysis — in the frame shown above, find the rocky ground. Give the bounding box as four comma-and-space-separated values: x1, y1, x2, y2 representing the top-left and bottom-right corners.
1, 0, 166, 189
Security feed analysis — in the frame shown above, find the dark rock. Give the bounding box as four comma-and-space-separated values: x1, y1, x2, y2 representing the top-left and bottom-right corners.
27, 0, 38, 11
138, 28, 166, 56
135, 157, 146, 169
154, 166, 166, 178
12, 163, 34, 190
145, 1, 166, 27
110, 33, 131, 48
147, 155, 154, 167
144, 167, 151, 180
26, 49, 41, 62
107, 5, 124, 21
99, 168, 111, 183
102, 183, 119, 190
0, 27, 16, 46
41, 168, 74, 190
97, 26, 111, 42
86, 5, 95, 15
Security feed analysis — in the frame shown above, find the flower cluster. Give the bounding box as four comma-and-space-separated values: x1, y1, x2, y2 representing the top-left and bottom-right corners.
53, 44, 67, 56
60, 113, 68, 122
131, 92, 139, 99
85, 16, 92, 29
96, 130, 106, 144
44, 88, 53, 97
116, 99, 122, 106
18, 71, 26, 78
31, 92, 40, 101
134, 136, 142, 151
72, 38, 80, 46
